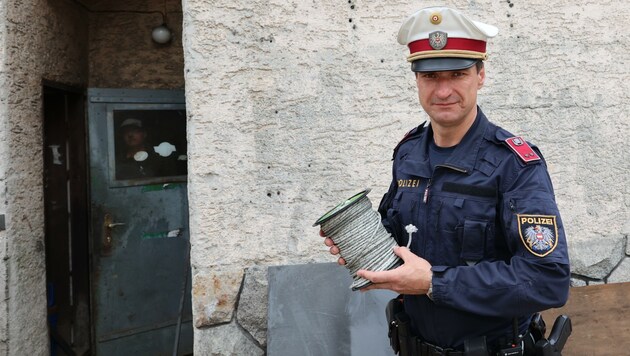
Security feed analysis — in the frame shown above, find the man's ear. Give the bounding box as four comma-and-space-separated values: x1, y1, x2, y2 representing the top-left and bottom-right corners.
477, 66, 486, 89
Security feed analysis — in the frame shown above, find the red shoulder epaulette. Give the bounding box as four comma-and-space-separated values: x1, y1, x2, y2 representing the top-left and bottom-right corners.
505, 136, 540, 163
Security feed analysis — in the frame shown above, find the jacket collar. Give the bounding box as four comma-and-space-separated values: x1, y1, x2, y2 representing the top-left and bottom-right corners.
416, 106, 489, 174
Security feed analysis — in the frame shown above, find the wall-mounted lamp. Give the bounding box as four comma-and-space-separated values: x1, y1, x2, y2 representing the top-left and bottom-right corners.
152, 22, 172, 44
152, 0, 172, 45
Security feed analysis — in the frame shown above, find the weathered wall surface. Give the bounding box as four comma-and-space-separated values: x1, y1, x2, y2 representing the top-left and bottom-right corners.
2, 0, 626, 353
88, 0, 184, 88
0, 0, 88, 354
0, 0, 8, 353
0, 0, 185, 352
182, 0, 629, 353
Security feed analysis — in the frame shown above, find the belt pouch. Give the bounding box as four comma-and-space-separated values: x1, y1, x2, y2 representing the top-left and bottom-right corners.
464, 336, 488, 356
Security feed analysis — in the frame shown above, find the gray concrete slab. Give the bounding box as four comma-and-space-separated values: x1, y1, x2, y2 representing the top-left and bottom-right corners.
267, 263, 396, 356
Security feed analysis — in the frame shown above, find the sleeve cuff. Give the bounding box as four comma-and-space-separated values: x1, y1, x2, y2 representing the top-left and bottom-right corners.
429, 265, 449, 303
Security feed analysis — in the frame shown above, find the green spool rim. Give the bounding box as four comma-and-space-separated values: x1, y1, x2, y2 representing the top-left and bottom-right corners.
312, 188, 371, 227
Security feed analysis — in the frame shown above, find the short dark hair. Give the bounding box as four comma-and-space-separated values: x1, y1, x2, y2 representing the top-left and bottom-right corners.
475, 60, 484, 72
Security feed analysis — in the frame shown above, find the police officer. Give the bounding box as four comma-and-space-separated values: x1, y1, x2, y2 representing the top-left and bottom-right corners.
321, 6, 570, 355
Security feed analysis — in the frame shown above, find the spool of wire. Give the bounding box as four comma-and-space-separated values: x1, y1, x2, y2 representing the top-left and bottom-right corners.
313, 189, 402, 290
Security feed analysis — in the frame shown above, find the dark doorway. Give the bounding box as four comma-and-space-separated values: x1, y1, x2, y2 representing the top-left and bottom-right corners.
43, 83, 91, 356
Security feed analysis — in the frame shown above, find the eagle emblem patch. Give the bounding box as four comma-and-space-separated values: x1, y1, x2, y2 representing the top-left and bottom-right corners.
429, 31, 448, 50
517, 214, 558, 257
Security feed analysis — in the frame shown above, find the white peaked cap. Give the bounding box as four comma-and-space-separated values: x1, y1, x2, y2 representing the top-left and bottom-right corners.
397, 7, 499, 72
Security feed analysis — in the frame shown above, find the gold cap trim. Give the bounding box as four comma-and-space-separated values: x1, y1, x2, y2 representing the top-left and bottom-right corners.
407, 50, 488, 62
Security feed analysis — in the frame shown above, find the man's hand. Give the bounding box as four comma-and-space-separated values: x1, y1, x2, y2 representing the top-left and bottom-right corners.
320, 229, 346, 265
357, 246, 432, 295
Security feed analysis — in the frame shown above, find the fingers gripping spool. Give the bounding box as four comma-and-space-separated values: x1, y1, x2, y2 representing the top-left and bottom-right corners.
314, 189, 403, 290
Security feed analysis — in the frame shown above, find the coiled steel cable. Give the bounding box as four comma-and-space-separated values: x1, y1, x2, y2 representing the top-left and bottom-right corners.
314, 189, 403, 290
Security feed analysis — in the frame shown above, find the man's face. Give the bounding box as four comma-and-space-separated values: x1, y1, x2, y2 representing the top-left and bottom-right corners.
415, 65, 485, 128
122, 126, 146, 148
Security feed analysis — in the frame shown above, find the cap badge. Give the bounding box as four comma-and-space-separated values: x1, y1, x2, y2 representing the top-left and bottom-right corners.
429, 31, 448, 50
430, 13, 442, 25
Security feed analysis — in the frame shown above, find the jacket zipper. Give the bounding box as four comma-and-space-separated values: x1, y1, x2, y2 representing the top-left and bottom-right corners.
423, 179, 432, 204
423, 164, 468, 204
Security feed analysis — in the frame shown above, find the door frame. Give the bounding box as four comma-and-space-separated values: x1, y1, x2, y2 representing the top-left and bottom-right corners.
42, 80, 91, 355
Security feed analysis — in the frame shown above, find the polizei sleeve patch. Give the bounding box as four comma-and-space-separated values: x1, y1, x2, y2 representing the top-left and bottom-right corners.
517, 214, 558, 257
505, 136, 540, 163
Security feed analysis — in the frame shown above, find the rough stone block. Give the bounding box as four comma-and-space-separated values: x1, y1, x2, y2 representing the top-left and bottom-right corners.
570, 234, 626, 279
570, 278, 587, 287
608, 257, 630, 284
236, 265, 268, 347
194, 322, 264, 356
588, 280, 605, 286
192, 268, 244, 328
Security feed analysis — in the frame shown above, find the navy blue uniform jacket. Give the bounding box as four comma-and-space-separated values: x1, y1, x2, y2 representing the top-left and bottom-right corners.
378, 108, 570, 349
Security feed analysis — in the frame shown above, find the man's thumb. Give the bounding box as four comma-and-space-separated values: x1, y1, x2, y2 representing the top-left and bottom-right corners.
393, 246, 413, 261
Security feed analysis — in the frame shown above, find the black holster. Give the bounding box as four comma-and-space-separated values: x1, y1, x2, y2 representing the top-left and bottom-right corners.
386, 296, 411, 355
534, 315, 572, 356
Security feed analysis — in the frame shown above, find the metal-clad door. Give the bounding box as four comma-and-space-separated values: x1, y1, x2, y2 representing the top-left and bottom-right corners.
87, 89, 192, 355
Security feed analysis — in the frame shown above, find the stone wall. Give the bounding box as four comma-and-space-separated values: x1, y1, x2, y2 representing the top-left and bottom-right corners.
0, 0, 184, 352
0, 0, 8, 352
87, 0, 184, 89
0, 0, 626, 354
182, 0, 629, 354
0, 0, 89, 354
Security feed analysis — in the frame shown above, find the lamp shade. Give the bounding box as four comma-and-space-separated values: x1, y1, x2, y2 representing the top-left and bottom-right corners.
152, 24, 172, 44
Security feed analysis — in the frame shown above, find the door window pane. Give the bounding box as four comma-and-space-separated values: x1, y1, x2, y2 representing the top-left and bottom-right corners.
113, 109, 187, 182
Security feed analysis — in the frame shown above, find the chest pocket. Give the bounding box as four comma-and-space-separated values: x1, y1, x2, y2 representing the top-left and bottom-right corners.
436, 182, 498, 266
388, 159, 429, 247
388, 190, 421, 247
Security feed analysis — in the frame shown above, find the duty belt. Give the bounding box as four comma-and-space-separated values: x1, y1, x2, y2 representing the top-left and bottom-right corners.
386, 298, 464, 356
410, 338, 465, 356
386, 295, 572, 356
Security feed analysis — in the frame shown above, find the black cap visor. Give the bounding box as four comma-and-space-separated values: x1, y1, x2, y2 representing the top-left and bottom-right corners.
411, 58, 478, 72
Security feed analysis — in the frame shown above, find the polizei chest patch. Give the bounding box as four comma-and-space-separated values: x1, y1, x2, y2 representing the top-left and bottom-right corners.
517, 214, 558, 257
